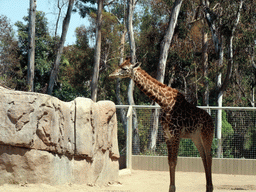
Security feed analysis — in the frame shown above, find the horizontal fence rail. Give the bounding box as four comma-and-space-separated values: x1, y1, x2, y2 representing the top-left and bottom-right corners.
117, 105, 256, 110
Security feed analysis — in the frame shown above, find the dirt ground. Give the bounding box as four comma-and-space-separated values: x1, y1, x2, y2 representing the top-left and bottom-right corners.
0, 170, 256, 192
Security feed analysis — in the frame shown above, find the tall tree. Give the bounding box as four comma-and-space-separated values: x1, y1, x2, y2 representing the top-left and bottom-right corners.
202, 0, 244, 157
157, 0, 183, 83
27, 0, 37, 91
232, 0, 256, 107
115, 0, 128, 133
202, 0, 244, 96
54, 0, 68, 38
126, 0, 140, 154
202, 27, 209, 106
15, 11, 55, 91
56, 26, 94, 101
126, 0, 137, 105
91, 0, 103, 101
148, 0, 183, 151
116, 30, 128, 131
47, 0, 75, 95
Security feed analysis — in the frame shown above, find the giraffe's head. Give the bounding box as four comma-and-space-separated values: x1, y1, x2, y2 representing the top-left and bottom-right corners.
109, 57, 141, 79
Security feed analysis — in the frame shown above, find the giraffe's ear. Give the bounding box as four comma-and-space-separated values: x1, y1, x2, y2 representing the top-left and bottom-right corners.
132, 62, 141, 69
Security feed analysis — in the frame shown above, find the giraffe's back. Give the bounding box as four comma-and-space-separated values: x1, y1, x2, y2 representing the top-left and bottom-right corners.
160, 93, 214, 140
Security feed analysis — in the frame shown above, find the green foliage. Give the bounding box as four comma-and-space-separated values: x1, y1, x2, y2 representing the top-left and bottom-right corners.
56, 27, 94, 101
15, 11, 56, 91
75, 0, 97, 18
221, 111, 234, 158
0, 15, 20, 88
178, 139, 199, 157
222, 110, 233, 138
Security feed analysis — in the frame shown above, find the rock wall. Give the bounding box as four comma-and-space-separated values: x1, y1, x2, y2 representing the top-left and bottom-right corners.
0, 86, 119, 185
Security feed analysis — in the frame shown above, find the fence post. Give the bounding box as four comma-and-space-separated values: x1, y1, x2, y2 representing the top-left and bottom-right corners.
126, 105, 133, 169
217, 74, 223, 158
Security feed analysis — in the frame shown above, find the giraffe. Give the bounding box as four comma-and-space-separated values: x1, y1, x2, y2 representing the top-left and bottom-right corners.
109, 57, 214, 192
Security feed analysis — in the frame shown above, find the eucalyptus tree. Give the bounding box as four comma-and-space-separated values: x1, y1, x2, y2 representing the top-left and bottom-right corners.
76, 0, 116, 102
201, 0, 244, 97
55, 26, 94, 101
90, 0, 104, 101
27, 0, 37, 91
145, 0, 183, 151
15, 11, 56, 91
47, 0, 75, 95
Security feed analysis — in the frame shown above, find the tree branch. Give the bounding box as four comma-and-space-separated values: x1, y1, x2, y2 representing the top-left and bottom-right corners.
231, 0, 244, 35
234, 77, 254, 107
47, 0, 75, 95
104, 0, 115, 6
202, 5, 221, 55
218, 0, 244, 94
157, 0, 183, 83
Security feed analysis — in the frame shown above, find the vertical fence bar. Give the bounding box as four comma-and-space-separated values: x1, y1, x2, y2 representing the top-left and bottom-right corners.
217, 74, 223, 158
126, 105, 133, 169
217, 109, 222, 158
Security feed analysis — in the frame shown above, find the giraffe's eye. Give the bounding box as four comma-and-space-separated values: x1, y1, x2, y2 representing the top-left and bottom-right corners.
121, 67, 127, 70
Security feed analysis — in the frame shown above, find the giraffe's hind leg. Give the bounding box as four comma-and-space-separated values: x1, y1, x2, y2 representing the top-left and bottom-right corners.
192, 130, 213, 192
166, 136, 181, 192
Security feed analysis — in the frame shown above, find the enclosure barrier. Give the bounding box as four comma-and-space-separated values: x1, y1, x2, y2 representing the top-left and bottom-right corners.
116, 105, 256, 175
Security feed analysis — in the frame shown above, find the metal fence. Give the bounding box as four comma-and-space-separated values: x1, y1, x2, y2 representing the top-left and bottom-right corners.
116, 105, 256, 167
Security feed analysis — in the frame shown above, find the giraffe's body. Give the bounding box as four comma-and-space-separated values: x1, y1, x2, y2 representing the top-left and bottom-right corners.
110, 58, 214, 192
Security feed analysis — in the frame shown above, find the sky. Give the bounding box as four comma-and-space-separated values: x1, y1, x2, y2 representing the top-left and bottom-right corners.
0, 0, 90, 46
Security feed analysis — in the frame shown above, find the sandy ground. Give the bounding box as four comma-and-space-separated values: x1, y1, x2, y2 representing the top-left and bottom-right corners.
0, 170, 256, 192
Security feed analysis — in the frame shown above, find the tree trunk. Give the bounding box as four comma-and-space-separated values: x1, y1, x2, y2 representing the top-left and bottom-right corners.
47, 0, 74, 95
126, 0, 136, 61
148, 0, 183, 151
91, 0, 103, 102
116, 30, 127, 132
157, 0, 183, 82
54, 0, 65, 38
126, 0, 140, 154
202, 0, 221, 56
202, 0, 243, 157
202, 29, 209, 106
203, 0, 243, 96
218, 0, 243, 95
27, 0, 36, 92
251, 46, 255, 107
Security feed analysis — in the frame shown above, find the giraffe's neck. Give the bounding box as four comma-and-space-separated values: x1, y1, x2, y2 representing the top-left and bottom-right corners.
132, 67, 178, 108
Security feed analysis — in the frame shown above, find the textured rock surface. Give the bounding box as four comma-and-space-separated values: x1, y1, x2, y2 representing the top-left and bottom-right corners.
0, 86, 119, 185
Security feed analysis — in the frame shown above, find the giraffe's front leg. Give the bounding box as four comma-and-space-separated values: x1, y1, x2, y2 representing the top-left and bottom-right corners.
166, 137, 180, 192
169, 185, 176, 192
168, 156, 177, 192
